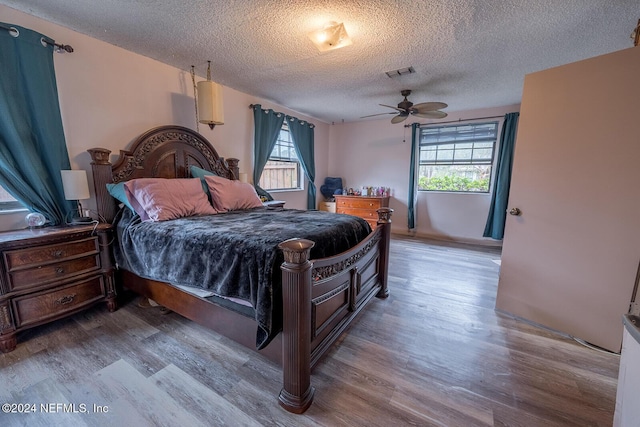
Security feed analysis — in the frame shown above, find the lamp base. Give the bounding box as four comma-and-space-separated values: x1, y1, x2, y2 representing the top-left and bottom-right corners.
70, 216, 93, 224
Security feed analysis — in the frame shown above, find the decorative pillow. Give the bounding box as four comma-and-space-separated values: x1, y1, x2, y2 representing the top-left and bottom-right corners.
123, 178, 217, 221
204, 175, 263, 212
106, 182, 135, 212
190, 165, 219, 200
190, 165, 218, 179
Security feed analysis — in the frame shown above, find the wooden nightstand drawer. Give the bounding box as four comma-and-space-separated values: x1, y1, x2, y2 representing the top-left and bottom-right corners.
318, 201, 336, 213
9, 255, 101, 291
4, 237, 101, 291
12, 276, 106, 327
4, 237, 98, 270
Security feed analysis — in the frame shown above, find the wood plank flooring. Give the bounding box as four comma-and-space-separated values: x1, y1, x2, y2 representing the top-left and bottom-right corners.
0, 235, 619, 426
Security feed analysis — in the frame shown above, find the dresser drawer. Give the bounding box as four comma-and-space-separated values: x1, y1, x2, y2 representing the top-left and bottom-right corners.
334, 196, 389, 231
4, 237, 100, 292
336, 198, 384, 210
337, 207, 379, 220
12, 276, 106, 327
8, 255, 101, 291
4, 238, 99, 270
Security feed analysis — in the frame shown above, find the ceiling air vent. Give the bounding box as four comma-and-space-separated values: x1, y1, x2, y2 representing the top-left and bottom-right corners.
385, 66, 415, 78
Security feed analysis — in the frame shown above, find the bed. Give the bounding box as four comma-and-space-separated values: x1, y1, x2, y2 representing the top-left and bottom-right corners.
88, 125, 392, 413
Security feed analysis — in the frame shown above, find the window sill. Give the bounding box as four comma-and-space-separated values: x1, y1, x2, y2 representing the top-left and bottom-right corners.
0, 208, 28, 215
418, 191, 490, 195
267, 188, 304, 194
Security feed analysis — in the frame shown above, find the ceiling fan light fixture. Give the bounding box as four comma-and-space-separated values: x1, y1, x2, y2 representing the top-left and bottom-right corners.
308, 22, 352, 52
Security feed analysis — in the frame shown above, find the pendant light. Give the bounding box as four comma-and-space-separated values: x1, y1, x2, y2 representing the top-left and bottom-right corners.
191, 61, 224, 131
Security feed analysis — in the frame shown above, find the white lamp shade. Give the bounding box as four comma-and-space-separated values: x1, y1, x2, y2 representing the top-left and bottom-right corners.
197, 80, 224, 125
61, 170, 90, 200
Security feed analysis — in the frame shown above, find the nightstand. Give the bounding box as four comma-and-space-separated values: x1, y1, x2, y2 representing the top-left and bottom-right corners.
263, 200, 286, 208
0, 223, 117, 352
318, 201, 336, 213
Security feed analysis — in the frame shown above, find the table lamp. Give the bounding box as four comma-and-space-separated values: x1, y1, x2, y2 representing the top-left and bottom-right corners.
60, 170, 92, 224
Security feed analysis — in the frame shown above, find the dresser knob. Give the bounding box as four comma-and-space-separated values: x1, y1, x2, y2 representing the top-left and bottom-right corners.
52, 250, 64, 258
55, 267, 65, 275
55, 294, 76, 305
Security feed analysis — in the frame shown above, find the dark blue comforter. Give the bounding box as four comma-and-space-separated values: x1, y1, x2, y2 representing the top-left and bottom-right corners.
113, 207, 371, 349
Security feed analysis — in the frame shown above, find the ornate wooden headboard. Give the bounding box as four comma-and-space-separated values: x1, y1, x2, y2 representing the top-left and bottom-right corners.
88, 125, 239, 222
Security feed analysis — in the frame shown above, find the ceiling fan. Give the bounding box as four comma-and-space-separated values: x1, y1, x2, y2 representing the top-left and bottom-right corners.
361, 89, 448, 124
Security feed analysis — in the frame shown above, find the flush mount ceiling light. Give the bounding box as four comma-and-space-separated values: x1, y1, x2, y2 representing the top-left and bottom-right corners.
308, 22, 352, 52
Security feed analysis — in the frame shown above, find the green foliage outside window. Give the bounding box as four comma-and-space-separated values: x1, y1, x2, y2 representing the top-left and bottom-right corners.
418, 175, 489, 192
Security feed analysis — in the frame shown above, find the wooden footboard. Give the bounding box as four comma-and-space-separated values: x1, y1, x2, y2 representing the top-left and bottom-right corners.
277, 207, 392, 413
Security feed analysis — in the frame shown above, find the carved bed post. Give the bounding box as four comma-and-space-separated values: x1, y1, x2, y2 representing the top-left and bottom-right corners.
97, 226, 118, 312
277, 238, 315, 414
225, 158, 240, 180
376, 207, 393, 298
88, 148, 115, 223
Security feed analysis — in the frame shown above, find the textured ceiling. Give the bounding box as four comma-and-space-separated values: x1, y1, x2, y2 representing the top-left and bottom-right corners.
1, 0, 638, 124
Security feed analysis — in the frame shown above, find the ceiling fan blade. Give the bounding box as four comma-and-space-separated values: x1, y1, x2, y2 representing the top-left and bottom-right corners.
360, 112, 396, 118
391, 114, 409, 124
412, 102, 448, 112
413, 110, 448, 119
380, 104, 404, 112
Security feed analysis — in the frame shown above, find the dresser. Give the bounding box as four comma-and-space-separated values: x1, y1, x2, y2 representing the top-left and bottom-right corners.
334, 195, 390, 230
0, 224, 117, 352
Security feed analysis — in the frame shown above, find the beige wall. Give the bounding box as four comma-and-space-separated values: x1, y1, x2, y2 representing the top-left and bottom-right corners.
328, 105, 519, 244
0, 4, 330, 231
1, 4, 518, 244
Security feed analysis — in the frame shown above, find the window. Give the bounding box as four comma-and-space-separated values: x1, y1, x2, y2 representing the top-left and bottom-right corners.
0, 185, 25, 211
259, 123, 302, 191
418, 122, 498, 193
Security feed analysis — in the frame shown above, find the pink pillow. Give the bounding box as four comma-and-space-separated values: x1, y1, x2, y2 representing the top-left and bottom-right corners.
123, 178, 217, 221
204, 175, 263, 212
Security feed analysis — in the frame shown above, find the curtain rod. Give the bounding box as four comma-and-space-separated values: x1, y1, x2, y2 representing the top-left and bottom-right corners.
0, 23, 74, 53
404, 114, 505, 127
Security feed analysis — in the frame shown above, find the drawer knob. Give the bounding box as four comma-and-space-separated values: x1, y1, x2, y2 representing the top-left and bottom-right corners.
52, 250, 64, 258
55, 293, 76, 305
55, 267, 65, 275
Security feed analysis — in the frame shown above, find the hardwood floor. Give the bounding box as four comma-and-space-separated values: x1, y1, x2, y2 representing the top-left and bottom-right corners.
0, 235, 619, 426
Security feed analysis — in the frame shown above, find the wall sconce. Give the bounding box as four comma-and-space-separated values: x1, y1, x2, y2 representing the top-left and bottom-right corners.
308, 22, 352, 52
60, 169, 92, 224
191, 60, 224, 130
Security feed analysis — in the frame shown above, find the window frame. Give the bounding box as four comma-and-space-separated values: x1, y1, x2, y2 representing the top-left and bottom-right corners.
0, 186, 26, 212
259, 122, 303, 192
417, 121, 499, 194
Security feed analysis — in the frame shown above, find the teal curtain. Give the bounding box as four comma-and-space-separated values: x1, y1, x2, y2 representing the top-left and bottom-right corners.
287, 116, 316, 210
483, 112, 520, 239
252, 104, 284, 201
407, 123, 420, 229
0, 23, 73, 225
